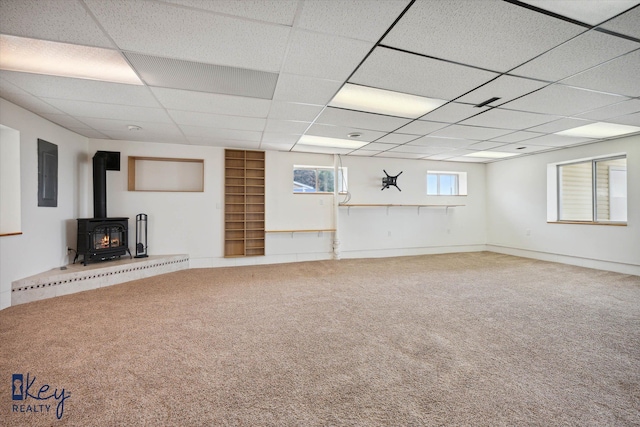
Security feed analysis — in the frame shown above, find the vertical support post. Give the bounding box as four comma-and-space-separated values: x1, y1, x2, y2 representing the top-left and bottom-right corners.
333, 154, 341, 260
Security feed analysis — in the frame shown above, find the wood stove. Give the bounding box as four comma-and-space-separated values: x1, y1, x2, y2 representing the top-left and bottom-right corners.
75, 151, 131, 265
76, 218, 131, 265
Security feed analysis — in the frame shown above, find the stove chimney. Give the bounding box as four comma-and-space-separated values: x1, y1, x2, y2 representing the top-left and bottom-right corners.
92, 151, 120, 218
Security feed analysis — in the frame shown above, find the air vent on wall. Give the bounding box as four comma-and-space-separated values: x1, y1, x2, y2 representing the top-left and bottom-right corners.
125, 53, 278, 99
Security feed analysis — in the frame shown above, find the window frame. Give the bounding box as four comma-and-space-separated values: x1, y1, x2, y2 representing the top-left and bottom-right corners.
426, 171, 467, 196
293, 165, 348, 194
553, 154, 627, 225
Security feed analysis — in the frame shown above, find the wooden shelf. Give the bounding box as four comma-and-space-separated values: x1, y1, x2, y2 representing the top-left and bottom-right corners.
224, 149, 265, 257
128, 156, 204, 192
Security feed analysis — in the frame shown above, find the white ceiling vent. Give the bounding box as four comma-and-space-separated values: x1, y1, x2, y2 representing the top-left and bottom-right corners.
125, 53, 278, 99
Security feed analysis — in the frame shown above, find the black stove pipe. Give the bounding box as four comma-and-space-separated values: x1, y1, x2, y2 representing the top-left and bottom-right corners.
93, 152, 108, 219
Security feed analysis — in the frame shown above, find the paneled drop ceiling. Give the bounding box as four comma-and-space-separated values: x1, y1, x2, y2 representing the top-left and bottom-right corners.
1, 0, 639, 162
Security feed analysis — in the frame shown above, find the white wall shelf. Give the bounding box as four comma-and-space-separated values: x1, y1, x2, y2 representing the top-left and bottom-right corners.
339, 204, 464, 215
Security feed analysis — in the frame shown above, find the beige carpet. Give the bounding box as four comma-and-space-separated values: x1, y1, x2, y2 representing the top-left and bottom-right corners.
1, 252, 639, 426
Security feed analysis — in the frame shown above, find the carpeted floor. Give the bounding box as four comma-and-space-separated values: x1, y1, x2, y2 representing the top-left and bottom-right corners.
1, 252, 639, 426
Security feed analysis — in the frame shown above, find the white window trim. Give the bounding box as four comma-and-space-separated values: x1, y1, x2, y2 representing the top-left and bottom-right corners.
293, 165, 348, 194
547, 153, 627, 225
426, 171, 468, 196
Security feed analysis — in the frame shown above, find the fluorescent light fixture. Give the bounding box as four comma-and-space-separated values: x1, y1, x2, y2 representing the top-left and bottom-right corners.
463, 151, 519, 159
556, 122, 640, 138
0, 34, 143, 85
329, 83, 447, 119
298, 135, 368, 149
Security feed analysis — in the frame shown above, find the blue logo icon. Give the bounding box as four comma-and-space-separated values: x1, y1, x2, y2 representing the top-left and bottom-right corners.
12, 374, 23, 401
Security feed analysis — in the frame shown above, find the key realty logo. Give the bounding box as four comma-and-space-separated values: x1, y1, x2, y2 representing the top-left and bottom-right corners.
11, 373, 71, 420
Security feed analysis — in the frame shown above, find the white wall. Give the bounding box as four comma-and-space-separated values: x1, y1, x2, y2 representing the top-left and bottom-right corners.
266, 152, 486, 260
89, 139, 225, 267
1, 125, 22, 235
486, 135, 640, 275
0, 99, 89, 309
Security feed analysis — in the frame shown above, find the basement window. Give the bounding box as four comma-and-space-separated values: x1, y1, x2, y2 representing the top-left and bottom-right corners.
548, 155, 627, 224
293, 165, 347, 193
426, 171, 467, 196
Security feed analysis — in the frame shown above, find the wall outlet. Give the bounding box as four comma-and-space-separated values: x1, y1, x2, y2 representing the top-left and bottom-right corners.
526, 229, 531, 236
387, 231, 391, 237
319, 199, 324, 205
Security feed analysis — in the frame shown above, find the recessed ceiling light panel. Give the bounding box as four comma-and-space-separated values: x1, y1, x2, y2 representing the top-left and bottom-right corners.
0, 34, 143, 85
463, 151, 519, 159
556, 122, 640, 138
298, 135, 368, 149
329, 83, 447, 119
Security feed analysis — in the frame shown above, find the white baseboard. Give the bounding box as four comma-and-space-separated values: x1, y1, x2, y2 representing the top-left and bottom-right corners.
486, 244, 640, 276
340, 244, 487, 260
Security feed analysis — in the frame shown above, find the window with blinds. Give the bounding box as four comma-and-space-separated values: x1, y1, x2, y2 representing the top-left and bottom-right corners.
558, 156, 627, 223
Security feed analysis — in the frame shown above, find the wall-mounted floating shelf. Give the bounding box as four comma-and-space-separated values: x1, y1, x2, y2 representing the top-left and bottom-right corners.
339, 204, 465, 215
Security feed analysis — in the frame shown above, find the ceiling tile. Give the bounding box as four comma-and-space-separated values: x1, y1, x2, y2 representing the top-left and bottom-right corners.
41, 98, 173, 123
510, 31, 639, 82
1, 71, 160, 107
350, 47, 498, 100
126, 53, 278, 99
162, 0, 299, 25
489, 130, 545, 143
501, 84, 626, 116
382, 0, 585, 72
39, 114, 96, 130
599, 5, 640, 38
282, 30, 373, 81
421, 103, 489, 123
603, 112, 640, 126
520, 0, 639, 25
180, 125, 262, 141
85, 0, 290, 71
187, 136, 260, 149
71, 117, 183, 134
389, 145, 450, 154
425, 148, 477, 158
560, 50, 640, 97
375, 152, 427, 159
0, 87, 64, 115
296, 0, 411, 42
168, 110, 266, 131
273, 74, 343, 105
466, 141, 509, 150
260, 133, 302, 145
151, 87, 271, 117
576, 99, 640, 121
292, 144, 353, 155
68, 128, 110, 139
264, 120, 311, 134
348, 149, 385, 157
429, 124, 512, 141
305, 123, 386, 141
315, 107, 411, 132
268, 102, 324, 121
445, 156, 491, 163
259, 141, 296, 151
376, 133, 421, 144
493, 143, 553, 154
461, 108, 560, 129
359, 142, 399, 151
525, 134, 596, 147
100, 129, 187, 144
527, 118, 594, 133
0, 0, 114, 48
408, 136, 475, 149
395, 120, 448, 135
457, 75, 548, 105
